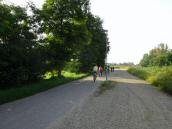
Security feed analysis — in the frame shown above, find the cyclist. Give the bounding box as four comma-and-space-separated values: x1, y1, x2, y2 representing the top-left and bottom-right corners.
93, 65, 98, 82
104, 65, 109, 80
98, 66, 103, 77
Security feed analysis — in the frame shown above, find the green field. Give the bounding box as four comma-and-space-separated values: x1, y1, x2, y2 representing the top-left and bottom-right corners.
109, 65, 130, 70
128, 66, 172, 95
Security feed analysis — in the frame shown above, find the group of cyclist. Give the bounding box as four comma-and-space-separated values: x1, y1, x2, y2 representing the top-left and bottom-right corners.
93, 64, 113, 82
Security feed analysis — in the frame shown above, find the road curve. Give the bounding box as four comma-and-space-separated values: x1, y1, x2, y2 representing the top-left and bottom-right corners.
47, 70, 172, 129
0, 76, 104, 129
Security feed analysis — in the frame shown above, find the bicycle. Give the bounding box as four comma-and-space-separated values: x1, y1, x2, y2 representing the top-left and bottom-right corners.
93, 72, 97, 82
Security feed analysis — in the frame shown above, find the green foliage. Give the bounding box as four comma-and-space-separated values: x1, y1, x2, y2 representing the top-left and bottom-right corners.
37, 0, 91, 77
128, 66, 172, 94
64, 60, 81, 73
128, 66, 150, 79
0, 0, 109, 91
78, 14, 110, 72
140, 43, 172, 67
0, 3, 45, 87
137, 44, 172, 94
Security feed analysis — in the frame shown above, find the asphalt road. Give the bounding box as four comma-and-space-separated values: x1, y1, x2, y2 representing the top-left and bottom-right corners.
0, 76, 104, 129
46, 70, 172, 129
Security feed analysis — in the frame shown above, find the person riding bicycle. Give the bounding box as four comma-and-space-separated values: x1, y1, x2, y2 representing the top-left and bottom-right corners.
93, 65, 98, 82
99, 66, 103, 77
104, 65, 109, 80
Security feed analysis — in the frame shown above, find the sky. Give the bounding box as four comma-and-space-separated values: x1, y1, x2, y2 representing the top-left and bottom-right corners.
3, 0, 172, 64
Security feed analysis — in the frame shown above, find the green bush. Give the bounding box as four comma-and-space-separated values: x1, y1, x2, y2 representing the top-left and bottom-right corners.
64, 61, 82, 73
128, 66, 172, 94
128, 67, 149, 80
154, 72, 172, 93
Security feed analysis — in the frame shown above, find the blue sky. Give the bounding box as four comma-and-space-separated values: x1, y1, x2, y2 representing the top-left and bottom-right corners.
4, 0, 172, 64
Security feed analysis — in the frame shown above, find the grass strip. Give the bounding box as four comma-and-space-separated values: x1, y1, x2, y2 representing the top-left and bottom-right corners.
0, 72, 88, 105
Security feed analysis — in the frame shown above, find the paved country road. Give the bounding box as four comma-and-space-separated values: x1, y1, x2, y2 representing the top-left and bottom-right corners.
0, 76, 104, 129
47, 70, 172, 129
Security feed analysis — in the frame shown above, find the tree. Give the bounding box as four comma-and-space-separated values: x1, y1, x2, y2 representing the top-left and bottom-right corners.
0, 0, 110, 87
78, 14, 110, 72
140, 53, 150, 67
167, 50, 172, 65
140, 43, 172, 67
0, 2, 44, 87
34, 0, 90, 77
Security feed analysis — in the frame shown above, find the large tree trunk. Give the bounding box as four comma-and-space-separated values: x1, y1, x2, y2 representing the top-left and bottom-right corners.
58, 68, 62, 78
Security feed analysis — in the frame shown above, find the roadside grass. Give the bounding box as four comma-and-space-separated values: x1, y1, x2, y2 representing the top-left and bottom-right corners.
94, 81, 116, 96
0, 71, 88, 105
128, 66, 172, 95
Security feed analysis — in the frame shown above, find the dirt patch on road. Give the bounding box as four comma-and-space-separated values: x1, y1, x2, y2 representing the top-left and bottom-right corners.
94, 81, 116, 97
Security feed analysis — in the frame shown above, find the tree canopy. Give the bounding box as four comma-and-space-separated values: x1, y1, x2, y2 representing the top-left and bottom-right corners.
140, 43, 172, 67
0, 3, 44, 86
0, 0, 109, 87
